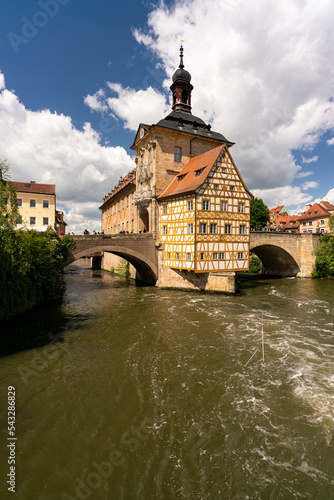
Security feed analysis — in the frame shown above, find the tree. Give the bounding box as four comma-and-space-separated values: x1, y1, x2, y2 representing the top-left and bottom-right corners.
312, 233, 334, 278
0, 160, 75, 320
250, 197, 269, 230
329, 212, 334, 233
0, 159, 22, 230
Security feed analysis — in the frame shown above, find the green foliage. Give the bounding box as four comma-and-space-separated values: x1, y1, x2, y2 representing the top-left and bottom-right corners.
329, 213, 334, 233
116, 259, 130, 278
312, 233, 334, 278
249, 255, 262, 273
0, 161, 75, 321
0, 228, 75, 321
0, 159, 22, 231
250, 197, 269, 230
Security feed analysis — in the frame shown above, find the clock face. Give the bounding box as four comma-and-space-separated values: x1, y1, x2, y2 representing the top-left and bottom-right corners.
140, 128, 144, 138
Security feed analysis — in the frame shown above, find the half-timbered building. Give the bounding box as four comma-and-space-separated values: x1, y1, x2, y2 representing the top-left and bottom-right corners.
158, 145, 252, 273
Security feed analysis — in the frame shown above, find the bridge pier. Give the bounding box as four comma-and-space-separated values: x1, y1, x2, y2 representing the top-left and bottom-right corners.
156, 250, 236, 293
91, 255, 102, 270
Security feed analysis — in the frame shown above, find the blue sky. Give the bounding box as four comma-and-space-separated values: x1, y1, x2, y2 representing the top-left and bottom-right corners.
1, 0, 334, 232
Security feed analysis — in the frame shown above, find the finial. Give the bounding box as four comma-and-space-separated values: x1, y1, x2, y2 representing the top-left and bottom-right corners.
179, 40, 184, 69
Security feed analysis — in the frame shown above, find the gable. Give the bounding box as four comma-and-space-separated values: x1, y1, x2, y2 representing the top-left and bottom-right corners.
196, 148, 253, 200
131, 124, 151, 149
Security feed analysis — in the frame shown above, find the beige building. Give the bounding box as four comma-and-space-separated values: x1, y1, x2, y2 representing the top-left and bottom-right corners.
298, 201, 334, 234
12, 181, 56, 231
100, 169, 136, 234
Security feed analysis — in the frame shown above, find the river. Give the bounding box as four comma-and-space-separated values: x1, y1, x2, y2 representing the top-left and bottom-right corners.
1, 261, 334, 500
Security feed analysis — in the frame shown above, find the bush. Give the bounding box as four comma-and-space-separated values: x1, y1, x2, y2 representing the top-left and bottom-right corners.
249, 255, 262, 273
0, 229, 75, 321
312, 233, 334, 278
116, 259, 130, 278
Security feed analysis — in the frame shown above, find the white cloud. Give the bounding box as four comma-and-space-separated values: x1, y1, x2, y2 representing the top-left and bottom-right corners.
302, 181, 319, 190
85, 83, 170, 132
0, 72, 5, 91
321, 187, 334, 205
0, 72, 134, 233
252, 186, 313, 212
301, 155, 318, 163
327, 137, 334, 146
86, 0, 334, 196
83, 89, 108, 112
296, 170, 314, 178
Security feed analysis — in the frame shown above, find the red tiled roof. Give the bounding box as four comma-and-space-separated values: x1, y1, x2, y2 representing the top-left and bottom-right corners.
101, 168, 136, 205
298, 202, 331, 221
269, 205, 284, 216
11, 181, 56, 195
319, 200, 334, 211
158, 146, 225, 199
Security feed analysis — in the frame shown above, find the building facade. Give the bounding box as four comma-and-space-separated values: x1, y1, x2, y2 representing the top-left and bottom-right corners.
158, 145, 252, 272
100, 45, 252, 289
298, 201, 334, 234
100, 169, 136, 234
12, 181, 56, 231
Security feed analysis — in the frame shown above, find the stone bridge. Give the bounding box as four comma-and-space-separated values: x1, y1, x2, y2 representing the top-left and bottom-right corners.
250, 232, 319, 277
65, 231, 320, 288
65, 234, 158, 284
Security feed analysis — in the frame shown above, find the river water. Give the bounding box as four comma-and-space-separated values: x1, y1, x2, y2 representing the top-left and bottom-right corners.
1, 261, 334, 500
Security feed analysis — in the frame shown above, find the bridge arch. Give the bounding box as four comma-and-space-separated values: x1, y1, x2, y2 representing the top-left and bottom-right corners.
250, 243, 300, 276
65, 244, 158, 285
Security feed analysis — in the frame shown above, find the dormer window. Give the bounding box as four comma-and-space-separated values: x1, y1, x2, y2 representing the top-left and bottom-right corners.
195, 168, 205, 176
177, 174, 186, 181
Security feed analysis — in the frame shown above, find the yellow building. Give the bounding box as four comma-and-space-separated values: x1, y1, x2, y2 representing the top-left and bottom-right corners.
12, 181, 56, 231
158, 145, 252, 272
100, 169, 136, 234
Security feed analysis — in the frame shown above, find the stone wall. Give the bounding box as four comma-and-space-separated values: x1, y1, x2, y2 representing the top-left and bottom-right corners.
101, 252, 136, 278
156, 248, 236, 293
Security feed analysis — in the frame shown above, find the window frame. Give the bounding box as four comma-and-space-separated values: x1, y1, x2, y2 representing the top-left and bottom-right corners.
225, 223, 231, 234
174, 146, 182, 162
202, 199, 210, 211
199, 223, 207, 234
210, 223, 217, 234
29, 198, 37, 209
42, 199, 50, 209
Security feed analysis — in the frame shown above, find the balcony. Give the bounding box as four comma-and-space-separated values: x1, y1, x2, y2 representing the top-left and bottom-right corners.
133, 190, 152, 208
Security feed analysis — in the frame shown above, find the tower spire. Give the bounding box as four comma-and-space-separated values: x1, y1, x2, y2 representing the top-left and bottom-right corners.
179, 42, 184, 69
170, 43, 193, 113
